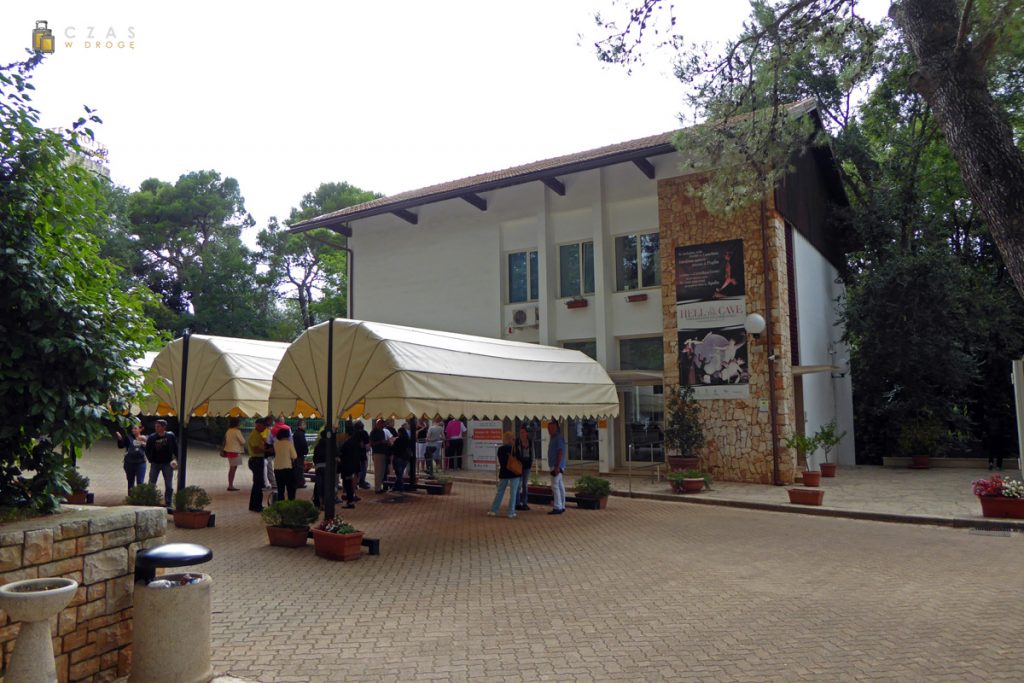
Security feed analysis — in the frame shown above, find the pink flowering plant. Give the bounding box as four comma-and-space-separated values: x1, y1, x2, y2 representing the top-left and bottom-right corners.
972, 475, 1024, 498
316, 516, 359, 534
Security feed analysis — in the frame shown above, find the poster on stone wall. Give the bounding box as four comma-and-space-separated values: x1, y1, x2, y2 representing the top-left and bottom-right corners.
675, 239, 750, 399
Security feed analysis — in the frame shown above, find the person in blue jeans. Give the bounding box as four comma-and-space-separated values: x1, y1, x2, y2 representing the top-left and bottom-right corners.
514, 425, 534, 511
117, 423, 147, 494
488, 432, 521, 518
547, 420, 567, 515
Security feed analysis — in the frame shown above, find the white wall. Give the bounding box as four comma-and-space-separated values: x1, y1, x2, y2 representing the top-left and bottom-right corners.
793, 230, 856, 466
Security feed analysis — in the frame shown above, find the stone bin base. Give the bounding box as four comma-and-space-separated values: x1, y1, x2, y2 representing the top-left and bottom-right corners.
0, 505, 166, 682
130, 574, 213, 683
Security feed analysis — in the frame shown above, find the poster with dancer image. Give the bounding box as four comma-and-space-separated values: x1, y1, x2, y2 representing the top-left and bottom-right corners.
675, 239, 749, 399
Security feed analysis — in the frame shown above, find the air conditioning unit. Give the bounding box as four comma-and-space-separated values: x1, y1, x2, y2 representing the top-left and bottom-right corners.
510, 304, 539, 328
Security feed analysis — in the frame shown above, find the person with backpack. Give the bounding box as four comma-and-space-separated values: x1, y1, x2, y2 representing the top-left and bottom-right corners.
488, 431, 521, 519
117, 423, 148, 494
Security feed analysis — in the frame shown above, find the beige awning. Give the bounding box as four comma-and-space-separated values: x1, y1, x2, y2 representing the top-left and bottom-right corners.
269, 319, 620, 421
142, 335, 290, 420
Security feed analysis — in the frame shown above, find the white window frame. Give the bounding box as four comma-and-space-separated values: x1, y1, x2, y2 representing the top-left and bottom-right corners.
558, 240, 595, 299
506, 249, 539, 304
614, 231, 660, 292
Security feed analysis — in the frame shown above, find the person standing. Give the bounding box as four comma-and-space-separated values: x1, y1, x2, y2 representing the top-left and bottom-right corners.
273, 426, 298, 501
370, 419, 391, 494
144, 419, 178, 507
247, 418, 268, 512
391, 421, 413, 494
117, 424, 147, 494
292, 419, 309, 489
445, 417, 465, 469
339, 422, 368, 508
222, 417, 246, 491
546, 420, 567, 515
425, 417, 445, 477
488, 432, 521, 518
514, 425, 534, 511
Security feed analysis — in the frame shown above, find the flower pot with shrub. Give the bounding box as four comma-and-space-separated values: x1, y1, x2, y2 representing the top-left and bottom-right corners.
972, 475, 1024, 518
526, 470, 553, 504
424, 471, 454, 495
667, 469, 711, 494
898, 415, 943, 469
574, 475, 611, 509
261, 499, 319, 546
312, 517, 364, 561
124, 483, 164, 507
783, 431, 820, 485
664, 385, 705, 471
64, 469, 91, 504
173, 486, 212, 528
815, 420, 846, 477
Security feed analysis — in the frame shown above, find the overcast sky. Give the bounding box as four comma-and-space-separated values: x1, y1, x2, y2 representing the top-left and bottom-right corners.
3, 1, 889, 238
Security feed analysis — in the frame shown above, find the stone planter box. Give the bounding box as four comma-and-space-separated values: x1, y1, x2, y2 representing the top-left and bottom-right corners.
312, 530, 365, 561
788, 488, 825, 506
0, 506, 166, 682
977, 496, 1024, 519
575, 495, 607, 510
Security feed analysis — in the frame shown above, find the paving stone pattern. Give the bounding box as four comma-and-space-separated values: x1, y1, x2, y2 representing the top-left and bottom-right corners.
79, 442, 1024, 682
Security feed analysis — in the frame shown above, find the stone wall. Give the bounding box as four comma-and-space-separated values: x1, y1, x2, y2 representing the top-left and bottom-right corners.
658, 175, 798, 484
0, 506, 166, 683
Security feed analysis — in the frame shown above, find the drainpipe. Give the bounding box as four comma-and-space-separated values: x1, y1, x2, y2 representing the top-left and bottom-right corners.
339, 245, 354, 318
759, 199, 783, 485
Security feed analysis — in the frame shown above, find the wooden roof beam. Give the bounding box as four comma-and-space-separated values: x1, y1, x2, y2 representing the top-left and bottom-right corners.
541, 177, 566, 196
632, 157, 656, 179
392, 209, 419, 225
461, 193, 487, 211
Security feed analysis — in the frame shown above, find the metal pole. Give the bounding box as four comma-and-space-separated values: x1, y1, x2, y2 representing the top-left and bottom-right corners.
760, 199, 783, 485
1013, 359, 1024, 473
627, 443, 633, 497
177, 331, 191, 492
338, 246, 354, 319
323, 320, 337, 520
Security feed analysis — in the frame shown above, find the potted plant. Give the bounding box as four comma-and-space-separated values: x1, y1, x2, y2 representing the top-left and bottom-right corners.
125, 483, 164, 507
668, 469, 711, 493
898, 415, 943, 469
664, 385, 705, 471
815, 420, 846, 477
972, 475, 1024, 518
64, 469, 91, 504
424, 471, 454, 495
783, 431, 821, 486
787, 487, 825, 505
261, 499, 319, 547
312, 516, 364, 561
526, 470, 553, 505
172, 485, 212, 529
574, 475, 611, 509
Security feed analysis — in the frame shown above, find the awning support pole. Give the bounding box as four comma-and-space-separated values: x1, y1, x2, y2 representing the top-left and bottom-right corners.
323, 320, 337, 521
176, 330, 191, 494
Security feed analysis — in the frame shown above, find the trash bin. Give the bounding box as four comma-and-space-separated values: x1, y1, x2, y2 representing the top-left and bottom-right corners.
130, 543, 214, 683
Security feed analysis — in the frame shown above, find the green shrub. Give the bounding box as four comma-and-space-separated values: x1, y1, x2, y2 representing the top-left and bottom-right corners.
261, 499, 319, 528
65, 469, 90, 493
574, 475, 611, 498
173, 485, 210, 512
667, 469, 713, 489
125, 484, 163, 507
664, 385, 705, 457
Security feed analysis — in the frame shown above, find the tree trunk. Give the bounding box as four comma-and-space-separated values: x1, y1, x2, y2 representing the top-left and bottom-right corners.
892, 0, 1024, 300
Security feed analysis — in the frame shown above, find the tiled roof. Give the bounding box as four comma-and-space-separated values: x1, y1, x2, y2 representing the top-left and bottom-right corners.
291, 98, 819, 232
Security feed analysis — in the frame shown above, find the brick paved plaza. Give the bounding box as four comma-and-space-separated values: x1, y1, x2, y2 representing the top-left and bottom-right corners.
79, 442, 1024, 682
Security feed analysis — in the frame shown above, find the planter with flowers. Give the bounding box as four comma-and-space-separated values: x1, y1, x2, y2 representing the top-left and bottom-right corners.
312, 517, 364, 561
972, 476, 1024, 519
667, 469, 711, 494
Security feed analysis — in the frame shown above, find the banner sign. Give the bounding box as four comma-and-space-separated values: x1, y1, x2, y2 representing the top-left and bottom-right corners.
675, 239, 750, 400
467, 420, 503, 471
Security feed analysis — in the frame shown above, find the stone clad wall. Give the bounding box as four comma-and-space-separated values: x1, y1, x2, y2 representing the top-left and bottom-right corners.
658, 174, 798, 484
0, 506, 166, 683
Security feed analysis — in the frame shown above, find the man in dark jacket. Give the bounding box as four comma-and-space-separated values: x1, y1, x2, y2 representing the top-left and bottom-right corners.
292, 420, 309, 489
339, 423, 369, 508
390, 421, 414, 494
145, 419, 178, 507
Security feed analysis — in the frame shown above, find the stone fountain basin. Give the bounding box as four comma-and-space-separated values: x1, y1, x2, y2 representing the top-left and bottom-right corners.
0, 578, 79, 622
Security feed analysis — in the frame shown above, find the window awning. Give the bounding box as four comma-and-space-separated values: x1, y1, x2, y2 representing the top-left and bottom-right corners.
269, 319, 620, 421
142, 335, 290, 419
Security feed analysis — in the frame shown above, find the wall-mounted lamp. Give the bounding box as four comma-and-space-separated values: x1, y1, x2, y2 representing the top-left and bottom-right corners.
744, 313, 766, 338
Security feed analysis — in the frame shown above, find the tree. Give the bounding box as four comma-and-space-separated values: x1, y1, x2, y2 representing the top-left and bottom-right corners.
258, 182, 380, 330
0, 55, 158, 512
125, 170, 273, 336
594, 0, 1024, 300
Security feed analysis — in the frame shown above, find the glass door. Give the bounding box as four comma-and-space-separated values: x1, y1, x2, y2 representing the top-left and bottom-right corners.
619, 384, 665, 465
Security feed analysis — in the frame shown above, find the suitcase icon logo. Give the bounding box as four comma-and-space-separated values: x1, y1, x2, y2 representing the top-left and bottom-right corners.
33, 20, 55, 54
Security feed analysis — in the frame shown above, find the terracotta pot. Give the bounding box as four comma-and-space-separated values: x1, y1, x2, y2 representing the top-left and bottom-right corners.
801, 471, 821, 487
819, 463, 837, 477
667, 456, 700, 472
173, 510, 211, 529
312, 529, 364, 561
425, 480, 453, 495
978, 496, 1024, 519
575, 495, 608, 510
266, 526, 309, 547
788, 488, 824, 506
65, 491, 89, 504
910, 454, 930, 469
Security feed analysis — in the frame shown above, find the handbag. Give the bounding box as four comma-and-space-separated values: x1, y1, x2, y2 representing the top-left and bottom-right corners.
506, 447, 523, 476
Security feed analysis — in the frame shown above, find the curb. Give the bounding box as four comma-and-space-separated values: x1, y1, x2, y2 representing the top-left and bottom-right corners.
450, 475, 1024, 532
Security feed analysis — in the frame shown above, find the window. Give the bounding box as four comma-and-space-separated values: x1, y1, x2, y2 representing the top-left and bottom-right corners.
614, 232, 660, 291
562, 340, 597, 360
619, 337, 664, 371
508, 250, 538, 303
559, 241, 594, 298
